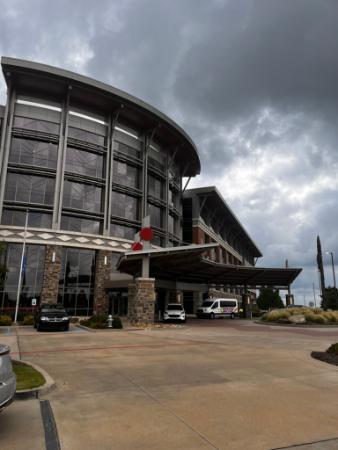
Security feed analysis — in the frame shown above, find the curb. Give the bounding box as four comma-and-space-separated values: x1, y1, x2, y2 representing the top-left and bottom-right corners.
75, 323, 96, 332
254, 320, 338, 328
13, 359, 56, 400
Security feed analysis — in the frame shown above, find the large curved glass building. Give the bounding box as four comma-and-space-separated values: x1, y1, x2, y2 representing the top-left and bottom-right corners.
0, 57, 298, 321
0, 57, 201, 316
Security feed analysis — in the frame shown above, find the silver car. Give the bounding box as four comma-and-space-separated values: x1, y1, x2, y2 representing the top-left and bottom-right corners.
0, 344, 16, 412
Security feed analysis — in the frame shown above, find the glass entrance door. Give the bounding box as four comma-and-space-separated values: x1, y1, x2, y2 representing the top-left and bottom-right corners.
109, 289, 128, 316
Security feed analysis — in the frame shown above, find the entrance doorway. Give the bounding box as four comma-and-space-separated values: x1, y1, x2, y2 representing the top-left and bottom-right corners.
109, 289, 128, 316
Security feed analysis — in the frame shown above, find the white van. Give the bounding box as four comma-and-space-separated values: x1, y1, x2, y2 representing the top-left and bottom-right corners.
196, 298, 239, 319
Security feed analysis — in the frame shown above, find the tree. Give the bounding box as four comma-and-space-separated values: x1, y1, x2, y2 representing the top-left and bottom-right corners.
257, 287, 284, 310
0, 241, 7, 289
321, 287, 338, 310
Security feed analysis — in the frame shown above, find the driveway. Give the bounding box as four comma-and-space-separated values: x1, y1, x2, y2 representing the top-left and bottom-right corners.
1, 320, 338, 450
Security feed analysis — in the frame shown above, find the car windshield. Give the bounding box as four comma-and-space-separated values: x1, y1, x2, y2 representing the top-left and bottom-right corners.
167, 304, 183, 310
201, 301, 214, 307
41, 304, 67, 313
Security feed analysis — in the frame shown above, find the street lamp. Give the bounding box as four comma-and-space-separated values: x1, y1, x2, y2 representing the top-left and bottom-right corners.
326, 251, 336, 289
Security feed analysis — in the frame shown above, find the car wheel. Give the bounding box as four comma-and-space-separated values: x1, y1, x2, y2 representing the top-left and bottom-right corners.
210, 312, 215, 320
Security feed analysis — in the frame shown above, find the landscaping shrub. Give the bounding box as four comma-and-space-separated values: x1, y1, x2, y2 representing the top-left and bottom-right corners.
327, 343, 338, 355
262, 309, 291, 322
304, 312, 326, 324
80, 314, 108, 329
0, 315, 13, 326
22, 315, 35, 326
80, 314, 123, 329
113, 316, 123, 329
262, 307, 338, 325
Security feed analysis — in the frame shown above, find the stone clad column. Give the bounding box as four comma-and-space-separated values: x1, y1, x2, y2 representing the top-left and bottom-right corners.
41, 245, 62, 304
93, 250, 112, 315
128, 277, 155, 324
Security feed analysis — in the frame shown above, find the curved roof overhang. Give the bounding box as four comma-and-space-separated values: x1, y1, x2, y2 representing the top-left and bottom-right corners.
117, 245, 302, 288
1, 56, 201, 176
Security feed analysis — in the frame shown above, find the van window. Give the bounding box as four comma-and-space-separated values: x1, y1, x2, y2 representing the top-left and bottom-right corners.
220, 300, 236, 307
201, 301, 214, 307
211, 302, 218, 309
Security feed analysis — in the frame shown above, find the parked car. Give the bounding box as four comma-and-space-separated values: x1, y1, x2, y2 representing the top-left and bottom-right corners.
0, 344, 16, 412
163, 304, 186, 323
196, 298, 239, 319
34, 303, 70, 331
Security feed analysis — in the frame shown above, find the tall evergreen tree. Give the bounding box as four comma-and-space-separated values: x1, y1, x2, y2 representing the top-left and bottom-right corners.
317, 236, 325, 297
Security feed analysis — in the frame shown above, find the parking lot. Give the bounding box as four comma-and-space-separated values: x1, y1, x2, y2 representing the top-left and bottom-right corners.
1, 319, 338, 450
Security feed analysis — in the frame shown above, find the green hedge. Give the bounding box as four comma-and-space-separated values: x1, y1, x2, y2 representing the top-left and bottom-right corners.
80, 315, 123, 329
0, 315, 13, 326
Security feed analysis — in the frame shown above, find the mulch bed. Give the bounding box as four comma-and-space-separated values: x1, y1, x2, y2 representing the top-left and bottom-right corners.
311, 351, 338, 366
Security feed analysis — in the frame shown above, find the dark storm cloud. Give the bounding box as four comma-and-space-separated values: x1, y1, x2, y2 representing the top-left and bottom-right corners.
0, 0, 338, 301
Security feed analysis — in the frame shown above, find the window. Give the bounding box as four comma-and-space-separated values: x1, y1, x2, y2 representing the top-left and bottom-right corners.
13, 116, 60, 135
65, 147, 104, 178
67, 127, 105, 147
110, 223, 136, 240
9, 138, 58, 169
148, 175, 164, 200
0, 244, 45, 312
5, 173, 55, 205
113, 161, 139, 189
148, 203, 163, 228
61, 216, 102, 235
58, 248, 96, 316
114, 141, 140, 159
111, 191, 139, 221
63, 181, 102, 213
1, 209, 52, 229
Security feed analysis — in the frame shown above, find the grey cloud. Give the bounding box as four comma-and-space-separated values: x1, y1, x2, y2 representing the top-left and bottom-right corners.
0, 0, 338, 301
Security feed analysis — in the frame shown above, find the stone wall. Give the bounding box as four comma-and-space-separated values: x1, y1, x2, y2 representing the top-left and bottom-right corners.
93, 250, 112, 315
128, 277, 155, 324
41, 245, 62, 304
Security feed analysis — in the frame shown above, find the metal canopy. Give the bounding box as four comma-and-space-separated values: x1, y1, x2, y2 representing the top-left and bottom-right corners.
117, 244, 302, 288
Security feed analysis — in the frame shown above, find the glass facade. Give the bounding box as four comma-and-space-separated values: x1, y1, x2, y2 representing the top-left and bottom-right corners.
0, 244, 45, 313
1, 209, 52, 228
110, 223, 136, 240
13, 116, 60, 135
111, 191, 139, 221
61, 215, 102, 235
5, 173, 55, 205
0, 66, 203, 317
65, 147, 104, 178
58, 248, 96, 316
149, 203, 163, 228
9, 137, 58, 169
148, 175, 164, 200
113, 161, 139, 189
63, 180, 102, 213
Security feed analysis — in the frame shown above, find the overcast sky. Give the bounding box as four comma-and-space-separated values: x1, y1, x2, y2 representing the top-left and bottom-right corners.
1, 0, 338, 304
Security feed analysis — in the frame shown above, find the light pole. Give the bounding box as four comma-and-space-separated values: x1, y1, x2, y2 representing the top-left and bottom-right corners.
326, 251, 336, 289
14, 210, 29, 323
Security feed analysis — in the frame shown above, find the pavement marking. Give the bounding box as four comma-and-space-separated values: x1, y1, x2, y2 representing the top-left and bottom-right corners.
40, 400, 61, 450
271, 436, 338, 449
10, 339, 213, 357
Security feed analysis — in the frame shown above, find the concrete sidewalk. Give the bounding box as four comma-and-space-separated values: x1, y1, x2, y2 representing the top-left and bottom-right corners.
2, 321, 338, 449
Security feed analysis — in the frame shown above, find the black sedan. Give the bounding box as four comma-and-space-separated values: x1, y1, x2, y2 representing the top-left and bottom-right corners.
34, 304, 70, 331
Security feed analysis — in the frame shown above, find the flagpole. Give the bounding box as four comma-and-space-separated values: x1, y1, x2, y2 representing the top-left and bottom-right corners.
14, 210, 29, 323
